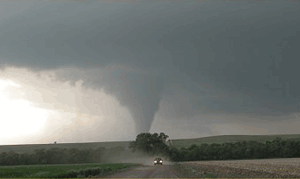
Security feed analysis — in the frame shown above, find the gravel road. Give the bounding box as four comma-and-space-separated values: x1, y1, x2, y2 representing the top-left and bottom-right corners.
103, 165, 180, 178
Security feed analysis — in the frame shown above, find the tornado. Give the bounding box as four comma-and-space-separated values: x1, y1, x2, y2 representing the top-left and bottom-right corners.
101, 72, 165, 134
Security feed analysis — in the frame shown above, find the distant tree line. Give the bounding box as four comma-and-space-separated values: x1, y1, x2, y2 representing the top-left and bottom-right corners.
129, 134, 300, 162
0, 146, 126, 166
167, 137, 300, 162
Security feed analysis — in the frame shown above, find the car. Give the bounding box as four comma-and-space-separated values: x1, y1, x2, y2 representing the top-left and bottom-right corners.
154, 158, 163, 165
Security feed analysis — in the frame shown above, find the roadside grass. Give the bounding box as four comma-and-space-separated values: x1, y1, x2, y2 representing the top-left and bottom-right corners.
0, 163, 140, 178
204, 172, 214, 178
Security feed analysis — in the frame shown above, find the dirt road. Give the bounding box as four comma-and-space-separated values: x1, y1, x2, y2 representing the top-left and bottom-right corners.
105, 165, 180, 178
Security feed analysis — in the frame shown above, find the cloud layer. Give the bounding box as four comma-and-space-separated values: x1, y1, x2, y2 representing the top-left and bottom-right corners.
1, 0, 300, 136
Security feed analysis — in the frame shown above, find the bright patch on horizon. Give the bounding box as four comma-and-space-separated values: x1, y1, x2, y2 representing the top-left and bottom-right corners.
0, 79, 49, 138
0, 79, 21, 90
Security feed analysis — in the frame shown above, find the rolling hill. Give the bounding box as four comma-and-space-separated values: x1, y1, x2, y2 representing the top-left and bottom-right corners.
170, 134, 300, 149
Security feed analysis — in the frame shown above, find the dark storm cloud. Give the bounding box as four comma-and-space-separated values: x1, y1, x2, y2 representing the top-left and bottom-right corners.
1, 0, 300, 133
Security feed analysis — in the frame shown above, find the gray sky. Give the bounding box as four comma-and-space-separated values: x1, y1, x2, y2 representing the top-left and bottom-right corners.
0, 0, 300, 145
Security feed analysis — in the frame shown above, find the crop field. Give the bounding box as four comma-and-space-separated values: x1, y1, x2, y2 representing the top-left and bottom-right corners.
1, 134, 300, 154
174, 158, 300, 178
0, 163, 140, 178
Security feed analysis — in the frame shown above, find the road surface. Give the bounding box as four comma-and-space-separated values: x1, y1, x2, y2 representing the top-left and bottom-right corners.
105, 165, 180, 178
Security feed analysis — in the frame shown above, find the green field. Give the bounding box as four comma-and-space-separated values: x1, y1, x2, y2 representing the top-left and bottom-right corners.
1, 134, 300, 154
0, 141, 131, 154
0, 163, 140, 178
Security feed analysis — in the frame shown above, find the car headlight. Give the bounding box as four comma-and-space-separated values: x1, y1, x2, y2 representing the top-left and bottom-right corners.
160, 160, 162, 163
154, 161, 157, 163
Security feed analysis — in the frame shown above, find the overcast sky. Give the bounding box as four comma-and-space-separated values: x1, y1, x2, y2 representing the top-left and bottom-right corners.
0, 0, 300, 145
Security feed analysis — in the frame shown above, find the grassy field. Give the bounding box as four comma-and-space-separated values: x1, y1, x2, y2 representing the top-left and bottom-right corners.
1, 134, 300, 154
0, 141, 131, 154
0, 163, 140, 178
